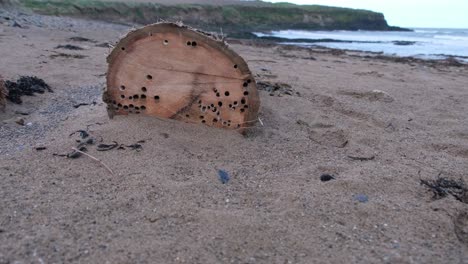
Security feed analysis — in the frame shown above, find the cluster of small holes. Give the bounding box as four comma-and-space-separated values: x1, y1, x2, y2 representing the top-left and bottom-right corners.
115, 82, 151, 114
114, 102, 147, 113
187, 41, 197, 47
195, 98, 244, 128
116, 74, 253, 126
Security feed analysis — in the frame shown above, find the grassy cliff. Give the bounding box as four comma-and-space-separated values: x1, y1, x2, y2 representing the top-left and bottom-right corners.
17, 0, 408, 35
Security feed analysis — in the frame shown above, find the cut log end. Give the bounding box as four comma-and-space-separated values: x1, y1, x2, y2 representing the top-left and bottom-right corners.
104, 23, 260, 133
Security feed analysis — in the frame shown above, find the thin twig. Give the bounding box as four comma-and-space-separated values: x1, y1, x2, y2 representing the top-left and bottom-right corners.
72, 148, 114, 175
347, 155, 375, 161
258, 117, 264, 126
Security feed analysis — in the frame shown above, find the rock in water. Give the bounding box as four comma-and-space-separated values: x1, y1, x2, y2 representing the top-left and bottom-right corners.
104, 23, 260, 133
0, 76, 6, 111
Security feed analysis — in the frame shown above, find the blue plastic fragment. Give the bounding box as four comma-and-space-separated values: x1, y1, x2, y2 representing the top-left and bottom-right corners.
218, 170, 230, 184
354, 194, 369, 203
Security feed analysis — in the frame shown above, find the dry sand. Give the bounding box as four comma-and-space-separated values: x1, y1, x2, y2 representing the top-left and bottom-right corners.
1, 11, 468, 264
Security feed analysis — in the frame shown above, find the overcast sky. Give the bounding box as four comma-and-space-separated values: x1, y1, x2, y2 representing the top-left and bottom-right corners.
266, 0, 468, 28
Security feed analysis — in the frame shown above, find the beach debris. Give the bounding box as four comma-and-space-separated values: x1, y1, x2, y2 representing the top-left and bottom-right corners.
125, 143, 143, 151
257, 81, 296, 96
354, 194, 369, 203
49, 53, 87, 59
353, 71, 384, 78
441, 57, 464, 67
81, 137, 98, 145
71, 147, 114, 175
218, 169, 230, 184
97, 141, 119, 151
104, 23, 260, 133
320, 174, 335, 182
0, 76, 6, 111
68, 36, 96, 43
347, 155, 376, 161
35, 146, 47, 151
4, 76, 52, 104
73, 101, 97, 108
70, 130, 90, 139
54, 144, 88, 159
15, 110, 31, 116
55, 44, 84, 50
15, 117, 25, 126
420, 177, 467, 203
96, 42, 112, 48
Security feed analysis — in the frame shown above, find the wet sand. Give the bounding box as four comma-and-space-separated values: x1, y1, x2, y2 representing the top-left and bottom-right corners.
1, 11, 468, 264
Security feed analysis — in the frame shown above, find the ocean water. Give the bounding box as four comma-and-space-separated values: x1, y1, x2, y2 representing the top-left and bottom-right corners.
254, 28, 468, 62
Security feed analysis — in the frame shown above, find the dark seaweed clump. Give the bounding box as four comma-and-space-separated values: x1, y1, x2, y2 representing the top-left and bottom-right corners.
55, 44, 84, 50
5, 76, 52, 104
421, 177, 467, 203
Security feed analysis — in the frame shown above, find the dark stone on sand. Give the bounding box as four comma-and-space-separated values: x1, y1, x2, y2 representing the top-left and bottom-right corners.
320, 174, 335, 182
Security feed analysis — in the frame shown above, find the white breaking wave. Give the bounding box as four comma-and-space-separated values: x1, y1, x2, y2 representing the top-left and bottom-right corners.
254, 28, 468, 61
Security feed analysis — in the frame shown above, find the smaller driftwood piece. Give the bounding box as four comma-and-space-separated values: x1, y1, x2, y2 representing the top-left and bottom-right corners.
103, 23, 260, 133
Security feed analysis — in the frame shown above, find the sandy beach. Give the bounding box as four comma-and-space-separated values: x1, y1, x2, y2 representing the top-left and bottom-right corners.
1, 10, 468, 264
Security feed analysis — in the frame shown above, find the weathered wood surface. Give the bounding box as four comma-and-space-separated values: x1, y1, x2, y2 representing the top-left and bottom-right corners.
0, 76, 6, 111
104, 23, 260, 132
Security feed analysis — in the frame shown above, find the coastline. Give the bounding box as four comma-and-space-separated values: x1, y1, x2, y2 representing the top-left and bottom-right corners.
251, 29, 468, 63
229, 38, 468, 67
1, 10, 468, 264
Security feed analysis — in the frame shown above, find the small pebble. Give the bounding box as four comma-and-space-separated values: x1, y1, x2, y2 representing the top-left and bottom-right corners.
320, 174, 335, 182
15, 118, 25, 126
218, 169, 230, 184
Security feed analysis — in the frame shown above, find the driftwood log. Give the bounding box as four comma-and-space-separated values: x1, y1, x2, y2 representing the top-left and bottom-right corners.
104, 23, 260, 133
0, 76, 6, 111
